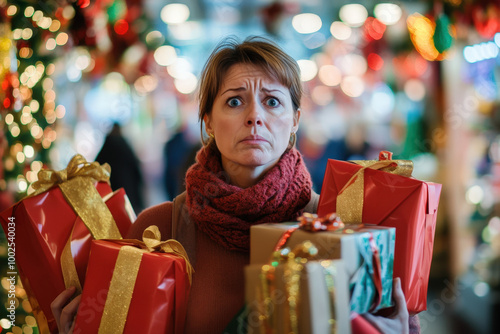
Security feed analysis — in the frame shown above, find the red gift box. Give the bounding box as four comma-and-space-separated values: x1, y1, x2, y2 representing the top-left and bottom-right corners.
73, 227, 192, 334
0, 155, 135, 333
317, 153, 441, 314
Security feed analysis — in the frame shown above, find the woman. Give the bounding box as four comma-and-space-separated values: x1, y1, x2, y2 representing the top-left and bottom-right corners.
52, 36, 415, 334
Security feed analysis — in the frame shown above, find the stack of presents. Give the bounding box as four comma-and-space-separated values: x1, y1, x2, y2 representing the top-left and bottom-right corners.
0, 151, 441, 333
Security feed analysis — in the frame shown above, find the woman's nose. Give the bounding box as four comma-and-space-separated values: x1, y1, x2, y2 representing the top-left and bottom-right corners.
245, 102, 263, 126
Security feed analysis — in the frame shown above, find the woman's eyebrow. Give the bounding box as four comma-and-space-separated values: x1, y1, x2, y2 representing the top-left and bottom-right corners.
262, 88, 286, 96
220, 87, 246, 96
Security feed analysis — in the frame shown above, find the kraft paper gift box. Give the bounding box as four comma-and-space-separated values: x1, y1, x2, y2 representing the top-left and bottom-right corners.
250, 222, 395, 314
317, 151, 442, 313
0, 154, 136, 334
246, 257, 351, 334
73, 226, 193, 334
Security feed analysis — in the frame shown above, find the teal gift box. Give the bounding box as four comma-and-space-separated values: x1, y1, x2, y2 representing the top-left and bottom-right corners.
250, 222, 395, 313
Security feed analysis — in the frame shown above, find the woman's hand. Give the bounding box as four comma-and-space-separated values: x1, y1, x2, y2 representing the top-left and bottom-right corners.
50, 286, 81, 334
363, 277, 410, 334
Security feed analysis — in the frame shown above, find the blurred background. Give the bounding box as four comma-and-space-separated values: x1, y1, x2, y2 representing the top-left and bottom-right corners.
0, 0, 499, 333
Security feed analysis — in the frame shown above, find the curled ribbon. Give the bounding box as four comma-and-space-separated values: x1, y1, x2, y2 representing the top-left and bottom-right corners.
273, 212, 345, 253
337, 151, 413, 224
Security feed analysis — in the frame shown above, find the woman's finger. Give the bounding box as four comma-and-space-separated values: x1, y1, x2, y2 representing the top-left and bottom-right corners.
392, 278, 409, 320
50, 286, 76, 330
59, 294, 81, 334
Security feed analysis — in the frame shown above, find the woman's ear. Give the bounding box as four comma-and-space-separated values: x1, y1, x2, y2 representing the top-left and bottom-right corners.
292, 109, 301, 133
204, 114, 213, 134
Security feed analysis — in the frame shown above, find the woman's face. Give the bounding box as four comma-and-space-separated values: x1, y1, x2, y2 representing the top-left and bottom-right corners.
205, 63, 299, 173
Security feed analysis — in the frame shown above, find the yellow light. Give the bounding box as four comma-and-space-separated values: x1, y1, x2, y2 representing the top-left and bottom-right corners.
297, 59, 318, 81
56, 32, 69, 46
46, 38, 56, 51
340, 76, 365, 97
407, 13, 444, 61
24, 145, 34, 158
5, 158, 14, 171
55, 105, 66, 118
22, 300, 33, 313
44, 90, 56, 102
30, 100, 40, 112
20, 113, 32, 125
42, 139, 51, 149
46, 63, 55, 75
18, 179, 28, 192
330, 21, 352, 40
26, 171, 36, 182
12, 29, 22, 40
134, 75, 158, 94
318, 65, 342, 86
24, 6, 34, 17
339, 4, 368, 27
19, 47, 33, 58
154, 45, 177, 66
45, 111, 56, 124
39, 17, 52, 29
292, 13, 322, 34
49, 20, 61, 32
174, 73, 198, 94
32, 10, 43, 22
31, 161, 43, 172
16, 151, 25, 163
11, 125, 20, 137
43, 78, 54, 90
62, 5, 75, 20
5, 114, 14, 125
7, 5, 17, 16
160, 3, 190, 24
25, 315, 36, 327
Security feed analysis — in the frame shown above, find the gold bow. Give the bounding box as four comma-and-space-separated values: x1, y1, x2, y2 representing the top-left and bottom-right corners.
30, 154, 111, 196
142, 225, 195, 284
337, 154, 413, 224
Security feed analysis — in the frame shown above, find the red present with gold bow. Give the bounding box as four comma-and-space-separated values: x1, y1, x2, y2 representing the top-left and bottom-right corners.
317, 151, 442, 314
0, 154, 135, 334
73, 226, 193, 334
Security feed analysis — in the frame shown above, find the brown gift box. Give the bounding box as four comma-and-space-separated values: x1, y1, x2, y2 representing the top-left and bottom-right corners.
245, 259, 351, 334
250, 222, 393, 280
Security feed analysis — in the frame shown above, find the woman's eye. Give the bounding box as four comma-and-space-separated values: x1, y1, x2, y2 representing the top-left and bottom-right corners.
266, 98, 280, 107
227, 98, 241, 107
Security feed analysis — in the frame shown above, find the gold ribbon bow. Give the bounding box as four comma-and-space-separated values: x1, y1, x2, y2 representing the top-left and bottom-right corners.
98, 225, 194, 334
337, 151, 413, 224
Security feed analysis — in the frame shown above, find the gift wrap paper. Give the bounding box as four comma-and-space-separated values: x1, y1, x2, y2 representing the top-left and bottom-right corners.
250, 223, 395, 314
245, 259, 351, 334
73, 237, 191, 334
0, 155, 135, 333
317, 158, 442, 313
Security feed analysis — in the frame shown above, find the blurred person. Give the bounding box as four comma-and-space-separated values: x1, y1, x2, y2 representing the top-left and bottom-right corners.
52, 37, 416, 334
95, 122, 145, 213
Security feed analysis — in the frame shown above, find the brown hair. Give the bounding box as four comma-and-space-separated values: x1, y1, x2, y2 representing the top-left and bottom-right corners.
198, 36, 302, 146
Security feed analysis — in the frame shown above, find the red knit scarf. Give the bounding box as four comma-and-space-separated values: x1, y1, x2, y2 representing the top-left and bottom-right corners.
185, 145, 312, 252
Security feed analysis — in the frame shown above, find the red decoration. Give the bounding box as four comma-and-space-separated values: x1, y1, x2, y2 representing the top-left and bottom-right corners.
472, 4, 500, 39
364, 17, 386, 41
367, 53, 384, 71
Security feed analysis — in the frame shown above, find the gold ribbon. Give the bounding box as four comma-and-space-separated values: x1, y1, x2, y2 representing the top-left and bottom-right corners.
336, 157, 413, 224
98, 225, 194, 334
29, 154, 122, 292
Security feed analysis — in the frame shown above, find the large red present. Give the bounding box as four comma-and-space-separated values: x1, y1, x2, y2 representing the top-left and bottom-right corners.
317, 151, 442, 314
73, 226, 193, 334
0, 155, 135, 333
